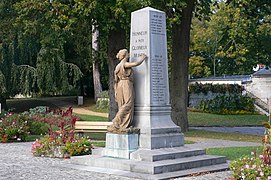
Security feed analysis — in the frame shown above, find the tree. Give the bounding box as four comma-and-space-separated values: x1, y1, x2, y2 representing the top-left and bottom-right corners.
0, 0, 20, 109
170, 0, 196, 132
92, 0, 141, 120
189, 56, 211, 78
14, 0, 83, 96
190, 0, 271, 76
92, 25, 103, 101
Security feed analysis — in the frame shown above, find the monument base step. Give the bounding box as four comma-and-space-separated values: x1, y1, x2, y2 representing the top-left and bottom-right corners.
68, 158, 229, 180
71, 146, 228, 178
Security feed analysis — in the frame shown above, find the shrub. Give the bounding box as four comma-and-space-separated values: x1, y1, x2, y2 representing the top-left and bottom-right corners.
97, 91, 109, 98
96, 98, 109, 110
29, 106, 48, 114
189, 83, 243, 94
199, 95, 255, 114
29, 121, 49, 135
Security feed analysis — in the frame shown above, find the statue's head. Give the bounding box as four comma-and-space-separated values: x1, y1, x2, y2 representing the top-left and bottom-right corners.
116, 49, 129, 60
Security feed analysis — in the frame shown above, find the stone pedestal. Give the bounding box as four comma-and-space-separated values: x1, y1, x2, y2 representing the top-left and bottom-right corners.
103, 133, 139, 159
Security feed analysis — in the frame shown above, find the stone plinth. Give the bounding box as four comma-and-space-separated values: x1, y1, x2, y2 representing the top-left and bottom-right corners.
103, 133, 139, 159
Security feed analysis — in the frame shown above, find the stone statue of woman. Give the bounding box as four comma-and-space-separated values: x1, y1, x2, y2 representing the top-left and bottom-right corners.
107, 49, 147, 133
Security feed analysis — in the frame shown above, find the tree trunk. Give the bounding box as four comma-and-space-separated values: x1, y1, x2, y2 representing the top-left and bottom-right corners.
92, 25, 102, 101
170, 0, 195, 132
107, 29, 126, 121
0, 96, 7, 111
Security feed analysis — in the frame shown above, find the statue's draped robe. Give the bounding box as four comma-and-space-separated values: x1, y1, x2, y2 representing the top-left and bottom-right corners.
112, 61, 135, 130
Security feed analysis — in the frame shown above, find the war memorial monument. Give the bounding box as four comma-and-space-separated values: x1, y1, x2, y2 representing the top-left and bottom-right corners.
71, 7, 228, 179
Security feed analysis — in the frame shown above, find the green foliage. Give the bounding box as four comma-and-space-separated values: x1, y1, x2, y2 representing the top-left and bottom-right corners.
95, 98, 109, 111
0, 71, 6, 94
36, 46, 83, 95
199, 94, 255, 114
190, 0, 271, 76
28, 106, 48, 114
97, 91, 109, 98
29, 122, 49, 135
189, 56, 211, 78
65, 137, 92, 156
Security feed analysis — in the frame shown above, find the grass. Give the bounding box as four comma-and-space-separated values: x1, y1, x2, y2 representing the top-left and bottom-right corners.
92, 141, 106, 147
76, 114, 108, 121
188, 111, 268, 127
185, 129, 262, 143
206, 146, 263, 160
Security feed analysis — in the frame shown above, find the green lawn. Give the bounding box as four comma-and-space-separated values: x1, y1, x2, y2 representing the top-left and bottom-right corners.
206, 146, 263, 160
188, 111, 268, 127
185, 129, 262, 143
76, 114, 108, 121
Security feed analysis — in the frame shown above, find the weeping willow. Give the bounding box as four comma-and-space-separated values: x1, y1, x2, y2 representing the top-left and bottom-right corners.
37, 45, 83, 95
1, 31, 83, 97
11, 64, 37, 96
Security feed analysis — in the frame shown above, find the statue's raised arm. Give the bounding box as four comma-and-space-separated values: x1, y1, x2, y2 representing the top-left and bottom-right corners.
108, 49, 147, 133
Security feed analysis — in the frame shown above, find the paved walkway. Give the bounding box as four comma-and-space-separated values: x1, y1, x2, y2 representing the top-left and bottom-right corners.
190, 127, 265, 136
0, 142, 130, 180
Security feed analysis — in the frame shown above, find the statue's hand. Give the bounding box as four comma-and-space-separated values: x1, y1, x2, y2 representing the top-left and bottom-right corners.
140, 54, 147, 60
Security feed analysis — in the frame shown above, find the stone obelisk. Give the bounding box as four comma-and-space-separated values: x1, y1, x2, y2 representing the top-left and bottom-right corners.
130, 7, 184, 149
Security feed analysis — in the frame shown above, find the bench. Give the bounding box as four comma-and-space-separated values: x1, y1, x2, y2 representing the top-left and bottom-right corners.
74, 121, 113, 133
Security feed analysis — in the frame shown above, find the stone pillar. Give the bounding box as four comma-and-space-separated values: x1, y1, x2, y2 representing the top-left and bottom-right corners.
130, 7, 184, 150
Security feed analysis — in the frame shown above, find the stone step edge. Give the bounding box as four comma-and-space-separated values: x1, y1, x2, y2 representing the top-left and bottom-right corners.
63, 162, 229, 180
130, 147, 206, 162
72, 154, 227, 174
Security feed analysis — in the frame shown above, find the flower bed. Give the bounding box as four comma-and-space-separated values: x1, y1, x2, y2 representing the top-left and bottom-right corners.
230, 122, 271, 179
30, 107, 93, 158
0, 112, 31, 142
32, 135, 92, 158
1, 106, 93, 158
